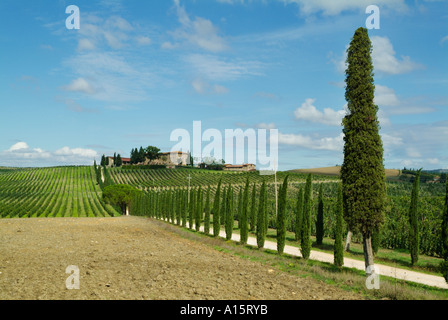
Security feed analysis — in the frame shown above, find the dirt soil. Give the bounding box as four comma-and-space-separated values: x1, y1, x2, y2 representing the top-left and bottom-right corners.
0, 216, 363, 300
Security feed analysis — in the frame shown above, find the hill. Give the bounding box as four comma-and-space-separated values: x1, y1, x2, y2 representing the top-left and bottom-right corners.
288, 166, 400, 178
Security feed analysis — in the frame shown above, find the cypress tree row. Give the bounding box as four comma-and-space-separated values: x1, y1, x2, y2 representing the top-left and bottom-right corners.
225, 185, 234, 240
341, 27, 386, 273
441, 180, 448, 282
295, 188, 303, 243
213, 179, 222, 237
409, 169, 422, 266
257, 181, 267, 249
249, 183, 257, 232
277, 175, 289, 255
240, 178, 250, 245
301, 173, 313, 260
204, 187, 211, 235
316, 184, 324, 245
334, 184, 344, 267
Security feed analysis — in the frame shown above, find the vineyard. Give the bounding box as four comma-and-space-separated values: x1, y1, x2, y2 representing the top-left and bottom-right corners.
1, 165, 446, 258
0, 166, 119, 218
117, 167, 447, 258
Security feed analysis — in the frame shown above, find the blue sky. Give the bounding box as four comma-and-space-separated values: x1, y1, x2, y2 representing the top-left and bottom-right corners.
0, 0, 447, 171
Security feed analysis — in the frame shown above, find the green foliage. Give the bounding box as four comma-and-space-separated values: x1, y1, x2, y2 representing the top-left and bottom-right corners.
249, 183, 257, 231
145, 146, 161, 161
334, 184, 344, 267
225, 185, 234, 240
240, 178, 250, 245
257, 181, 267, 249
204, 187, 211, 235
295, 188, 303, 242
316, 184, 324, 245
409, 169, 422, 265
213, 179, 222, 237
341, 27, 386, 237
195, 186, 202, 231
277, 175, 289, 255
301, 174, 313, 259
102, 184, 142, 215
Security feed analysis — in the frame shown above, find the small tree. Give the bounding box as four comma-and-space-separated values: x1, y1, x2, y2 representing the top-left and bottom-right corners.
295, 188, 304, 243
334, 184, 344, 267
116, 154, 123, 167
213, 179, 222, 237
277, 175, 289, 255
257, 181, 267, 249
113, 152, 117, 167
316, 184, 324, 245
195, 186, 202, 232
409, 169, 422, 266
240, 178, 250, 245
204, 187, 211, 235
103, 184, 142, 215
301, 173, 313, 259
225, 185, 234, 240
249, 183, 257, 232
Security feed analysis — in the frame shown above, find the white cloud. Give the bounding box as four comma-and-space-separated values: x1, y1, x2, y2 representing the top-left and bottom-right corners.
280, 0, 408, 16
9, 142, 29, 152
441, 35, 448, 45
185, 54, 264, 81
1, 143, 98, 167
136, 36, 152, 46
278, 132, 344, 151
371, 36, 424, 75
294, 98, 346, 126
78, 38, 96, 51
63, 78, 96, 95
170, 0, 228, 52
333, 36, 424, 75
191, 78, 229, 95
63, 52, 153, 102
375, 85, 400, 107
255, 123, 277, 130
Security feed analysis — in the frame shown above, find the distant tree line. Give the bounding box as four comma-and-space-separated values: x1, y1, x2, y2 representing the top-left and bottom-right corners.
130, 146, 160, 165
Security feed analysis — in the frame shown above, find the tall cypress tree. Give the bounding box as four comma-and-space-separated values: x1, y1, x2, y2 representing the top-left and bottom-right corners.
189, 189, 195, 229
441, 180, 448, 282
334, 184, 344, 267
249, 183, 257, 232
195, 186, 202, 232
221, 186, 228, 226
204, 187, 211, 235
240, 178, 250, 245
316, 184, 324, 246
225, 185, 234, 240
409, 169, 422, 266
257, 180, 267, 249
341, 27, 386, 273
277, 175, 289, 255
295, 188, 304, 243
213, 179, 222, 237
301, 173, 313, 260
